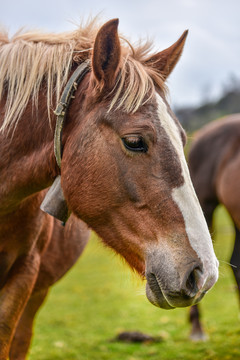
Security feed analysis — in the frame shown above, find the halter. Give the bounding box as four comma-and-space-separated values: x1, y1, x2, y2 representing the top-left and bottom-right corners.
40, 60, 90, 223
54, 60, 90, 168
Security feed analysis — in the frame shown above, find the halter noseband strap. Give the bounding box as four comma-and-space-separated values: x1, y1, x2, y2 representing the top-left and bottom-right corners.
40, 60, 90, 223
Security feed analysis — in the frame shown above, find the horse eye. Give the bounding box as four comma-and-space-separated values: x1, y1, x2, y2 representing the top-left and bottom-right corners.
122, 136, 148, 153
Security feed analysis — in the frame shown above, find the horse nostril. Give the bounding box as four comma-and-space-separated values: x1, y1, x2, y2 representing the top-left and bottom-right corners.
184, 265, 203, 297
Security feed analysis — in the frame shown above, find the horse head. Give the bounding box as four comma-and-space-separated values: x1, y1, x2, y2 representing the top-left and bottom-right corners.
58, 19, 218, 309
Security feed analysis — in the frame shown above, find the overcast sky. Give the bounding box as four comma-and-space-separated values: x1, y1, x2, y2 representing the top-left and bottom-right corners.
1, 0, 240, 108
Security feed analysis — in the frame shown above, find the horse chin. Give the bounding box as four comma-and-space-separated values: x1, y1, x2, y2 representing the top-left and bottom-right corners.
145, 282, 175, 310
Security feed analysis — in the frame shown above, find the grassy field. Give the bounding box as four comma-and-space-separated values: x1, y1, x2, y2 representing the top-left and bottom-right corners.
28, 206, 240, 360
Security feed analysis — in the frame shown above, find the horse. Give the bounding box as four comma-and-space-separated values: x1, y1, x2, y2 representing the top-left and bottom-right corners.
188, 114, 240, 340
0, 18, 219, 359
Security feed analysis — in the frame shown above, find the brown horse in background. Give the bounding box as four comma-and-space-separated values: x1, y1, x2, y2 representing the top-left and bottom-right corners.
0, 18, 218, 359
188, 114, 240, 340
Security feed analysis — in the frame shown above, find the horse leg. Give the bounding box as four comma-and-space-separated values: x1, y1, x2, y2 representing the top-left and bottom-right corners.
0, 252, 40, 359
9, 289, 48, 360
230, 225, 240, 305
189, 305, 208, 341
8, 216, 89, 359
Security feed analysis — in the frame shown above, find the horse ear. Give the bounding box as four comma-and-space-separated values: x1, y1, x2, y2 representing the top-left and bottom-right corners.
92, 19, 121, 89
146, 30, 188, 80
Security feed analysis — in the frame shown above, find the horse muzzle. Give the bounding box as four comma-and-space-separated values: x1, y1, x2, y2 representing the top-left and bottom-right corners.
145, 249, 218, 309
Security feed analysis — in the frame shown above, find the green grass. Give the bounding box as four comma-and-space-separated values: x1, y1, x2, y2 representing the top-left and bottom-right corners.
29, 206, 240, 360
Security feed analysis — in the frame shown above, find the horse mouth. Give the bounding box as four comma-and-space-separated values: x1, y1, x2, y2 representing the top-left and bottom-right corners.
145, 273, 175, 309
145, 272, 205, 309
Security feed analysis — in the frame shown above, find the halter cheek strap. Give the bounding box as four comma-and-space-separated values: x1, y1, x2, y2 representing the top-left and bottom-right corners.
54, 60, 90, 169
40, 60, 90, 223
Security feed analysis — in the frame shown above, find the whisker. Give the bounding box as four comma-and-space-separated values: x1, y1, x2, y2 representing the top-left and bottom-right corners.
218, 270, 226, 278
135, 289, 146, 296
219, 259, 237, 268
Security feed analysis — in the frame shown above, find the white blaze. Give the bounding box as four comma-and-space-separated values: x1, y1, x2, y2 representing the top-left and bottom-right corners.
156, 93, 218, 287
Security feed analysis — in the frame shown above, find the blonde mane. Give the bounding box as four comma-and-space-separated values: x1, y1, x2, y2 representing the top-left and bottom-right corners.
0, 18, 167, 132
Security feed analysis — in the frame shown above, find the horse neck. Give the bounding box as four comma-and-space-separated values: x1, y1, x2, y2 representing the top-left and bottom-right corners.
0, 95, 59, 212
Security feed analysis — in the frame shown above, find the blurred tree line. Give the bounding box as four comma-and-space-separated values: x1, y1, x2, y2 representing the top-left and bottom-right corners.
175, 74, 240, 133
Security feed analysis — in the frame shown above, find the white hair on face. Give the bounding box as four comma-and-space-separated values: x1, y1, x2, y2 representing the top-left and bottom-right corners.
155, 93, 218, 286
